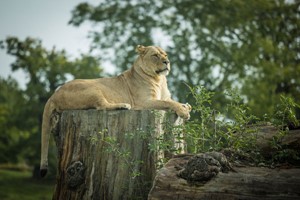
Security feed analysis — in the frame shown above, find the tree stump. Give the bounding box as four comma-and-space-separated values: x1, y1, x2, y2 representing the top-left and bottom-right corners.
51, 110, 184, 200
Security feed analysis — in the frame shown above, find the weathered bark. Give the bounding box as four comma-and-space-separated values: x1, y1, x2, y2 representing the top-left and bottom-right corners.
148, 125, 300, 199
51, 110, 184, 200
148, 155, 300, 200
256, 125, 300, 162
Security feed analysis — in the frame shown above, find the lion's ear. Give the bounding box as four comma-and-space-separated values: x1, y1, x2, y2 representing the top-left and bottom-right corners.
135, 45, 146, 55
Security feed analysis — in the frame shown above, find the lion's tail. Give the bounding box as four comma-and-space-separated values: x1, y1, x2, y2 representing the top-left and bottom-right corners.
40, 99, 55, 177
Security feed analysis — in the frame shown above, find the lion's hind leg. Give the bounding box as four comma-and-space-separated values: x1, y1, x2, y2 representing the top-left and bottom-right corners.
91, 91, 131, 110
96, 101, 131, 110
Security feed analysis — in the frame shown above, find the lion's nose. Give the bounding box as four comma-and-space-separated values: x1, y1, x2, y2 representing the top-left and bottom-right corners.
163, 60, 170, 65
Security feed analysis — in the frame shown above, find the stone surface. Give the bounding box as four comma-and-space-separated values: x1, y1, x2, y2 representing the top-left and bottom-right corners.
177, 152, 235, 183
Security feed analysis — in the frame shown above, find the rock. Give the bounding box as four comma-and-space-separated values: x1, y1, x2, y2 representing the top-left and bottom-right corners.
177, 154, 221, 183
205, 151, 236, 172
176, 152, 235, 183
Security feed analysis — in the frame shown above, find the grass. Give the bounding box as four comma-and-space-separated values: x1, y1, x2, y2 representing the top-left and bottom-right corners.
0, 169, 55, 200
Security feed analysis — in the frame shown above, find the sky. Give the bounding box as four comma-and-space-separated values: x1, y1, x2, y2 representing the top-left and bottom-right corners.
0, 0, 104, 88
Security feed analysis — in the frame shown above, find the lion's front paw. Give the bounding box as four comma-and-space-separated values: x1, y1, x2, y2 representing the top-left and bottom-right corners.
182, 103, 192, 112
176, 109, 190, 120
176, 103, 191, 120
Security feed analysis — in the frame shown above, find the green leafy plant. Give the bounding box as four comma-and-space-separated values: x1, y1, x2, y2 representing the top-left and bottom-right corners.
270, 95, 300, 163
272, 95, 300, 129
223, 89, 260, 151
184, 85, 217, 153
184, 85, 260, 154
183, 84, 299, 166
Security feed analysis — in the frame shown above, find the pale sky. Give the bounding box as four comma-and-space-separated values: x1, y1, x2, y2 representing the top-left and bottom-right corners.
0, 0, 105, 88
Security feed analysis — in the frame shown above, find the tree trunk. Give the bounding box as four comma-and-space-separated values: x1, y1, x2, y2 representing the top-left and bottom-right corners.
148, 125, 300, 200
51, 110, 184, 200
148, 155, 300, 200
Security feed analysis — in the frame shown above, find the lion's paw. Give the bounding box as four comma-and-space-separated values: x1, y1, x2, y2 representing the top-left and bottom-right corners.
176, 109, 190, 120
117, 103, 131, 110
182, 103, 192, 112
176, 103, 191, 120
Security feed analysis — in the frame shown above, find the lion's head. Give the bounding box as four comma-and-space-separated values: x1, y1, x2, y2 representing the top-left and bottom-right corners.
135, 45, 170, 77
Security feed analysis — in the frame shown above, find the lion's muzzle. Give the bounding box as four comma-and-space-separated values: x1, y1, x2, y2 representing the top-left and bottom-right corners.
156, 68, 169, 73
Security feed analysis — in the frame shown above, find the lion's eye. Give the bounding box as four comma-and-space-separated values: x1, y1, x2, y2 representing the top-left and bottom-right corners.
152, 54, 159, 58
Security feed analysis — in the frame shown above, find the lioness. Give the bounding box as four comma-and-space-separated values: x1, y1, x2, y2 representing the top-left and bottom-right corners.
40, 45, 191, 177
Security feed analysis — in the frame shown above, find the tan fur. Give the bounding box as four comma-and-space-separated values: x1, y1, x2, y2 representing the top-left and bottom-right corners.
40, 45, 191, 176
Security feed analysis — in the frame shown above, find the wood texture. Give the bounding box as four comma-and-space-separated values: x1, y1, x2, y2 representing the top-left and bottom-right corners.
51, 110, 184, 200
148, 155, 300, 200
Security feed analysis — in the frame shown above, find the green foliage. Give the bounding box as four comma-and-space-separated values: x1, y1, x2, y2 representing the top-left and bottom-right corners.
0, 37, 103, 174
269, 95, 300, 163
185, 85, 260, 154
222, 89, 260, 151
184, 84, 299, 164
3, 37, 103, 92
184, 85, 217, 153
69, 0, 300, 118
0, 77, 31, 163
272, 95, 300, 129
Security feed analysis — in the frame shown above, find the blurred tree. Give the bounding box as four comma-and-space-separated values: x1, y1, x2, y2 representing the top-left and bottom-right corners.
0, 77, 30, 163
69, 0, 300, 118
1, 37, 103, 177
